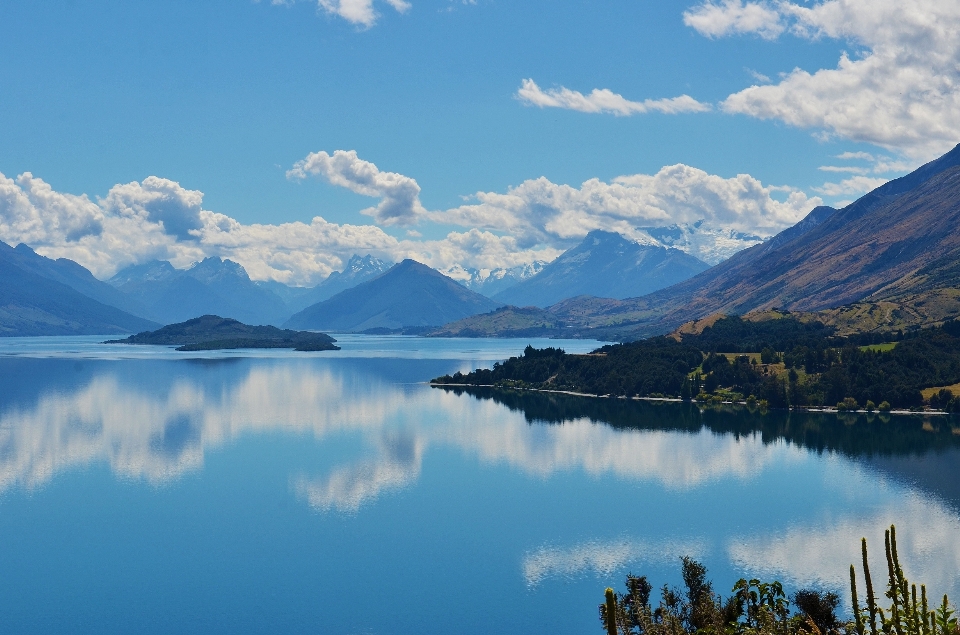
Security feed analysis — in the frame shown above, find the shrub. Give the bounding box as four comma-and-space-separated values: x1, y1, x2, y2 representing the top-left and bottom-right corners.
837, 397, 859, 411
601, 526, 955, 635
930, 389, 955, 410
878, 401, 892, 411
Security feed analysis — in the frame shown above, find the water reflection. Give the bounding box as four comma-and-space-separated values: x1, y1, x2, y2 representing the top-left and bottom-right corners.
294, 428, 424, 512
523, 536, 710, 587
2, 356, 960, 611
728, 491, 960, 606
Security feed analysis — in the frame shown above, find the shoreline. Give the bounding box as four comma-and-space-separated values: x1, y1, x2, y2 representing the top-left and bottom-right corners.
428, 383, 954, 416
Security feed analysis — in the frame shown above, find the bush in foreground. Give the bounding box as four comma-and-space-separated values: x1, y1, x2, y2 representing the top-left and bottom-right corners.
600, 526, 958, 635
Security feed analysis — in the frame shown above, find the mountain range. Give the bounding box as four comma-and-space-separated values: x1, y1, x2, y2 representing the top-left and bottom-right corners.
442, 143, 960, 339
5, 143, 960, 339
109, 257, 291, 326
284, 259, 503, 332
444, 261, 547, 297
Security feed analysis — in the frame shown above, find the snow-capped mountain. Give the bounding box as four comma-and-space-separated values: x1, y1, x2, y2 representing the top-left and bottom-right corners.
444, 261, 547, 297
638, 221, 765, 265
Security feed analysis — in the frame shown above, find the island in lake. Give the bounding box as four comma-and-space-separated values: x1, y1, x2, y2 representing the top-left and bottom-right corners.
105, 314, 340, 352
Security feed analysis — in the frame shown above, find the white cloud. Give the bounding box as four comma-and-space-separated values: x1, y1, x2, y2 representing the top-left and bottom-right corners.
814, 175, 888, 197
0, 172, 197, 278
825, 152, 917, 176
684, 0, 784, 39
0, 153, 821, 283
836, 151, 874, 161
272, 0, 410, 28
318, 0, 410, 28
288, 150, 426, 226
516, 79, 711, 116
102, 176, 204, 241
817, 165, 868, 174
690, 0, 960, 159
435, 164, 820, 252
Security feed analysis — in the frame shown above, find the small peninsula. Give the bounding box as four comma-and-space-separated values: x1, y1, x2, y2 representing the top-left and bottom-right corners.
105, 314, 340, 352
432, 314, 960, 413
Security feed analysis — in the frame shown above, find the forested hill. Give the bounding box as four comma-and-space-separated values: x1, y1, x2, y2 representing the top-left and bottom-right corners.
432, 316, 960, 412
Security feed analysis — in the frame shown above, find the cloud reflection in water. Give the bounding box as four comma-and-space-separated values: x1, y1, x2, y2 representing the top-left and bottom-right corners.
2, 357, 960, 601
523, 536, 710, 587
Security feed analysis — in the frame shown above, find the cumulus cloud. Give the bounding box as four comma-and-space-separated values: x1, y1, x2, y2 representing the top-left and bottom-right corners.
0, 152, 820, 283
0, 172, 196, 278
516, 79, 711, 116
288, 150, 426, 226
683, 0, 784, 39
103, 176, 204, 241
434, 164, 820, 252
686, 0, 960, 159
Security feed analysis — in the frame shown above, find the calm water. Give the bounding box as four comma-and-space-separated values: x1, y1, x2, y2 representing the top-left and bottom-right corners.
0, 336, 959, 634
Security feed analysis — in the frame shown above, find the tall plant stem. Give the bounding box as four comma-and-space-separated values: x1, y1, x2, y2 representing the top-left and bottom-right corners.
852, 564, 865, 635
604, 588, 618, 635
864, 537, 879, 635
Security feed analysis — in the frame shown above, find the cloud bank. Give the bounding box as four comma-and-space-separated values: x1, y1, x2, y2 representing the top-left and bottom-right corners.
436, 163, 819, 252
685, 0, 960, 160
0, 150, 819, 284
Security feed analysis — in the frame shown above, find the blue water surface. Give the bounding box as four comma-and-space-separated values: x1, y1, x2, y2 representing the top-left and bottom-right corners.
0, 335, 958, 634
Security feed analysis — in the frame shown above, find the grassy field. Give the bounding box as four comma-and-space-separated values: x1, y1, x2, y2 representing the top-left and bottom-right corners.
860, 342, 899, 352
922, 382, 960, 399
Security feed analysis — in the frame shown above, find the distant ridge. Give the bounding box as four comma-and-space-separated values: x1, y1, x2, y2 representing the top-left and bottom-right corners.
492, 230, 709, 307
1, 242, 152, 318
284, 259, 502, 331
109, 257, 289, 326
0, 241, 158, 336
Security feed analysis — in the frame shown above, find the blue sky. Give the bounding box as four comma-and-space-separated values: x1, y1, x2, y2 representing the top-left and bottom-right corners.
0, 0, 955, 284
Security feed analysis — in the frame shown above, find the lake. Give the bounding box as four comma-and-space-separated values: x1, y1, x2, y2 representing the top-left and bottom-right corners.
0, 335, 959, 634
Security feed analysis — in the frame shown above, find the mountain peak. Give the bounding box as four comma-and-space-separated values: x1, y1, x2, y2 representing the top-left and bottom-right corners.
493, 231, 708, 307
285, 260, 501, 331
187, 257, 250, 283
343, 254, 390, 274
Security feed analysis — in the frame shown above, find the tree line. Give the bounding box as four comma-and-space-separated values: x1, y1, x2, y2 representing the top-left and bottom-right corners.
432, 317, 960, 411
